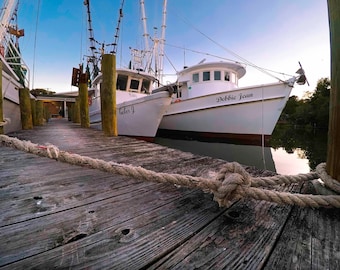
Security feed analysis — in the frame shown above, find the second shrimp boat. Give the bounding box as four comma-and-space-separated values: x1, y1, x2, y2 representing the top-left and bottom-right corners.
158, 60, 307, 145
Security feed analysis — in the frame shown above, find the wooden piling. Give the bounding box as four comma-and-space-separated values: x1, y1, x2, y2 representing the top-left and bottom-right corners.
327, 0, 340, 181
0, 61, 3, 134
30, 99, 37, 126
44, 103, 51, 122
36, 100, 44, 126
19, 88, 33, 130
100, 54, 117, 136
73, 97, 80, 123
79, 73, 90, 128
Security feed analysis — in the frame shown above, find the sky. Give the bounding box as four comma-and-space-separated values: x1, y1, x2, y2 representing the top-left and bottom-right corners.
14, 0, 330, 98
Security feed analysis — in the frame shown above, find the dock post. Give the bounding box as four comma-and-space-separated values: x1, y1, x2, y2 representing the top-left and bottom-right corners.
44, 103, 50, 122
101, 54, 117, 136
19, 88, 33, 130
327, 0, 340, 181
36, 100, 44, 125
30, 99, 37, 126
79, 73, 90, 128
0, 61, 3, 134
73, 97, 80, 123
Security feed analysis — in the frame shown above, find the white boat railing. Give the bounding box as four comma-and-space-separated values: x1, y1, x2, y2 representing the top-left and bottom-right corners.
0, 28, 30, 89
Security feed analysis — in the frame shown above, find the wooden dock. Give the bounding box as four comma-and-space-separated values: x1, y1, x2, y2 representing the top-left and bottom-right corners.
1, 118, 339, 269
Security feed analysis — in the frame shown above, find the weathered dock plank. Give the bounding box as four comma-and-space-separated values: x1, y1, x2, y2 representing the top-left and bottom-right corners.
264, 183, 340, 270
1, 118, 339, 269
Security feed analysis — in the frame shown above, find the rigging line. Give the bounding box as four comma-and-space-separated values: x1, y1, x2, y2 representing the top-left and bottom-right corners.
32, 0, 41, 90
170, 9, 285, 82
164, 42, 295, 78
111, 0, 124, 54
164, 51, 178, 74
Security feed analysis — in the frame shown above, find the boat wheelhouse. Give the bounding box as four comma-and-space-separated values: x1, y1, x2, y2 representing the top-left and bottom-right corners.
175, 61, 246, 100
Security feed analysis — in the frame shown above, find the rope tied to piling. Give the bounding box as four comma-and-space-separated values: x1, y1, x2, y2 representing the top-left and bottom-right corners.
0, 118, 9, 127
1, 134, 340, 208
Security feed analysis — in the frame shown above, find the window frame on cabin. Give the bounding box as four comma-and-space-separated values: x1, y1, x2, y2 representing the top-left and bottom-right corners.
203, 71, 210, 81
214, 70, 221, 80
192, 73, 199, 83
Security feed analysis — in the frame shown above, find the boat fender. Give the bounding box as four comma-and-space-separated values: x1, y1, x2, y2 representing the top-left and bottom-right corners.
88, 96, 92, 106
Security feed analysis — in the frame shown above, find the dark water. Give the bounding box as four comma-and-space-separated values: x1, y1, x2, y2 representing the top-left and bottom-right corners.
155, 125, 328, 174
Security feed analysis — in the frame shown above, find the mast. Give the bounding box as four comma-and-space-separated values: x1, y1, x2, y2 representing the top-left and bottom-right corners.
159, 0, 167, 84
111, 0, 124, 54
137, 0, 167, 83
84, 0, 99, 77
140, 0, 152, 72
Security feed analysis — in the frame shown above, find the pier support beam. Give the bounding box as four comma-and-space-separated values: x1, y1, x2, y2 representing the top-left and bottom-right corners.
19, 88, 33, 130
0, 61, 3, 134
327, 0, 340, 181
101, 54, 117, 136
79, 74, 90, 128
30, 99, 37, 126
36, 100, 44, 126
73, 97, 80, 123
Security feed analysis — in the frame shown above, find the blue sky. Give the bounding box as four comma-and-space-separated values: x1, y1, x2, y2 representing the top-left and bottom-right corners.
16, 0, 330, 97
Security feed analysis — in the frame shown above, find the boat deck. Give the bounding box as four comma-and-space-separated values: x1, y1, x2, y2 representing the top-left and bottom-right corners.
1, 119, 339, 269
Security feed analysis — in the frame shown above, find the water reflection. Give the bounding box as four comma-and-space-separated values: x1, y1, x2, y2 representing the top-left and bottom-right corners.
155, 137, 276, 171
270, 125, 328, 170
155, 125, 328, 174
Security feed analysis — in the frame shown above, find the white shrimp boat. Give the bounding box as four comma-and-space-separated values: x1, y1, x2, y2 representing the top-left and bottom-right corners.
158, 61, 306, 145
88, 68, 172, 141
1, 0, 30, 134
85, 0, 172, 141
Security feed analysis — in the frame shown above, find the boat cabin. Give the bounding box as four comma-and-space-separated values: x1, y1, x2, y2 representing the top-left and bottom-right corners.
175, 61, 246, 100
90, 68, 157, 98
116, 69, 156, 94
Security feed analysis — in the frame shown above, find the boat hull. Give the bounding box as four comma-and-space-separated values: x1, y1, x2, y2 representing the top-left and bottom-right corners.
1, 69, 22, 134
89, 90, 171, 140
158, 81, 293, 145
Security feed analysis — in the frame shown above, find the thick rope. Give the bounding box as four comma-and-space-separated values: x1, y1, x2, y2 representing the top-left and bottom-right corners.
1, 134, 340, 208
0, 118, 9, 127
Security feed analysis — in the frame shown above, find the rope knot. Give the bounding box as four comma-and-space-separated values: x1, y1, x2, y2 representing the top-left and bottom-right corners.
46, 144, 60, 159
213, 162, 252, 207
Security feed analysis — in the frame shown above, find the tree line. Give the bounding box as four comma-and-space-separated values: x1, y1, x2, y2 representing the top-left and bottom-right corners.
279, 77, 330, 129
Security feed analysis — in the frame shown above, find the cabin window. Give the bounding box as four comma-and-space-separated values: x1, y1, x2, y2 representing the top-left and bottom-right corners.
130, 79, 139, 90
214, 71, 221, 80
142, 79, 150, 93
203, 71, 210, 81
117, 74, 128, 90
224, 72, 230, 81
192, 73, 199, 82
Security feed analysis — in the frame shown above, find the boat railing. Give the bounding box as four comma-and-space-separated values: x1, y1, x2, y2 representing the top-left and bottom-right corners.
0, 29, 30, 89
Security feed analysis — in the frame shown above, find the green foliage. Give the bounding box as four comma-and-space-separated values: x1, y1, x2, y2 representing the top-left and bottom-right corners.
30, 88, 56, 97
280, 77, 330, 129
271, 124, 327, 169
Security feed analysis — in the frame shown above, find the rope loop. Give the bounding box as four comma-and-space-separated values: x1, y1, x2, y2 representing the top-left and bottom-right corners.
316, 163, 340, 193
0, 118, 9, 127
213, 162, 252, 207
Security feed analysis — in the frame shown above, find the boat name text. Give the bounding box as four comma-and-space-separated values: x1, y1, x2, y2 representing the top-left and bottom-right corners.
119, 105, 135, 115
216, 92, 254, 103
